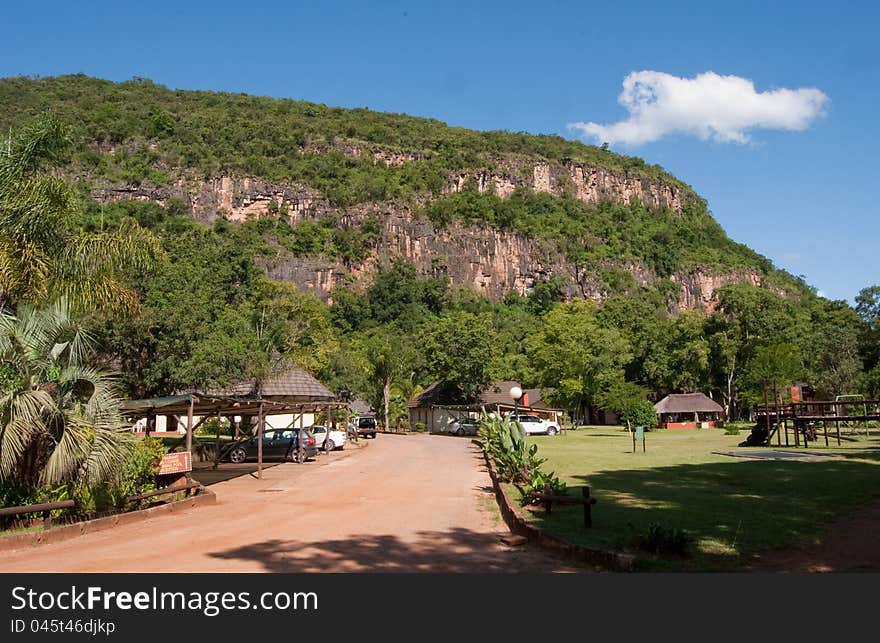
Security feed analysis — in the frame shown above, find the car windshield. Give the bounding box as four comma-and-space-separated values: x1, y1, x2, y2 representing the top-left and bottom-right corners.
359, 418, 375, 428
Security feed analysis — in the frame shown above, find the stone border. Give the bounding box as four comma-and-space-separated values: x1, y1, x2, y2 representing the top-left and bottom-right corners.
480, 446, 635, 572
0, 487, 217, 552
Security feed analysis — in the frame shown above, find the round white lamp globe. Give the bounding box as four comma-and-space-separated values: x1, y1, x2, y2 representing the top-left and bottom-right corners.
509, 386, 523, 401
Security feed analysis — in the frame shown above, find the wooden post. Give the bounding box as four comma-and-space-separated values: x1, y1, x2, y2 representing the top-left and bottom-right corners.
582, 486, 593, 528
213, 412, 222, 470
324, 405, 331, 454
763, 386, 771, 446
543, 483, 552, 514
186, 397, 194, 482
257, 402, 264, 480
835, 418, 841, 447
298, 409, 305, 463
41, 495, 51, 530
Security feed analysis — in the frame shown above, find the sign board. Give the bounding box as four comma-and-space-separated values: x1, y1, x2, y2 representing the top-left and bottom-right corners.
632, 426, 646, 453
157, 452, 192, 476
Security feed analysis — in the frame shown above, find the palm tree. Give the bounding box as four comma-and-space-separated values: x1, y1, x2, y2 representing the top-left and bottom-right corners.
0, 299, 134, 489
0, 112, 160, 314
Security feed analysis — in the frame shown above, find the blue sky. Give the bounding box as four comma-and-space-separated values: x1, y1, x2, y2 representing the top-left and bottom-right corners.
2, 1, 877, 302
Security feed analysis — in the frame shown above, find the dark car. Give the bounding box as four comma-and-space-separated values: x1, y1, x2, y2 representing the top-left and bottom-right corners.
219, 429, 318, 463
352, 416, 377, 439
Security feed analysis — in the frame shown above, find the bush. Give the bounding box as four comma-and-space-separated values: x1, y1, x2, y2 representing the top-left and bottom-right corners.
112, 438, 168, 509
522, 469, 568, 506
626, 400, 659, 431
414, 422, 426, 432
630, 522, 693, 556
478, 412, 567, 507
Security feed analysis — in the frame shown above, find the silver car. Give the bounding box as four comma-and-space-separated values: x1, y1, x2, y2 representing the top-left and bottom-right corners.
450, 418, 480, 436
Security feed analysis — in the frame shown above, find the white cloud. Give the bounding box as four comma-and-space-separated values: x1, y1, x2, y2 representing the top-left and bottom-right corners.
569, 71, 829, 146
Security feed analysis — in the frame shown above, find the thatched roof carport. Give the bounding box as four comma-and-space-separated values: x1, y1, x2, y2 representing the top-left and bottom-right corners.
121, 366, 345, 479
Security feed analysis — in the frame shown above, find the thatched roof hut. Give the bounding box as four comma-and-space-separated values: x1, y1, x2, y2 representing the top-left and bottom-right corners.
654, 393, 724, 429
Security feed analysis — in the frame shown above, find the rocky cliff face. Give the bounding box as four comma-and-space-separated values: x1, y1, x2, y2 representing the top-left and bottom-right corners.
444, 158, 685, 212
258, 203, 764, 312
87, 165, 752, 312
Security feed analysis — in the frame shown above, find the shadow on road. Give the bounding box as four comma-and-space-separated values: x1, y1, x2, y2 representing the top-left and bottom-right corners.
208, 528, 584, 573
191, 462, 282, 486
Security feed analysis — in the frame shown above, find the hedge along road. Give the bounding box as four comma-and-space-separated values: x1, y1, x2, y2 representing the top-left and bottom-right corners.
0, 434, 582, 573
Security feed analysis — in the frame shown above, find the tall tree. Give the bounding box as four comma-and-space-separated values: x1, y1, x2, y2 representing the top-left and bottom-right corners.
356, 328, 419, 431
526, 299, 631, 422
422, 311, 496, 398
855, 285, 880, 370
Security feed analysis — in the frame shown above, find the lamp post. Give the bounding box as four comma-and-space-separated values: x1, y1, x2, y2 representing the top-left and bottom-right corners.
510, 385, 523, 423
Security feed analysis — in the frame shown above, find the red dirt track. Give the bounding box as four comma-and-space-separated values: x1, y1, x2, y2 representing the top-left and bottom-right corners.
0, 435, 582, 573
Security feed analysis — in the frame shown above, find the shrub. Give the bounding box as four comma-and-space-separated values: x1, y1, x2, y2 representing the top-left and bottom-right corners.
630, 522, 693, 556
111, 438, 168, 509
522, 469, 568, 506
478, 412, 567, 506
414, 422, 426, 432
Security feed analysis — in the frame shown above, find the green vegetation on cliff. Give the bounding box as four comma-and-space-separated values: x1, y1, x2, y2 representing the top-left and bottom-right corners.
0, 74, 682, 190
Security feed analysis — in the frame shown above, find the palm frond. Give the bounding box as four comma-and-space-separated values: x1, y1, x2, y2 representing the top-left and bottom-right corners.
0, 111, 71, 186
60, 227, 162, 276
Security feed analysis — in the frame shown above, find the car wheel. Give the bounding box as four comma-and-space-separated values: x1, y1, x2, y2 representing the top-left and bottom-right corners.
229, 448, 247, 464
546, 427, 558, 436
327, 439, 336, 451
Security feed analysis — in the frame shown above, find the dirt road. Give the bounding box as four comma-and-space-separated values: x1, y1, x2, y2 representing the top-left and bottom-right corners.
0, 435, 582, 573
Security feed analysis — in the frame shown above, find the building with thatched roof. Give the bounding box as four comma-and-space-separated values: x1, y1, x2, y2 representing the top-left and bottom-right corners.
408, 381, 560, 433
653, 393, 725, 429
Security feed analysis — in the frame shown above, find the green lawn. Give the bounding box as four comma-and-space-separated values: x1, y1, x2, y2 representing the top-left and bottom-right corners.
510, 426, 880, 571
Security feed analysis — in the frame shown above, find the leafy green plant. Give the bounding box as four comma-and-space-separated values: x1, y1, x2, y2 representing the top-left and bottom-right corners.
478, 412, 567, 507
629, 522, 693, 556
522, 469, 568, 506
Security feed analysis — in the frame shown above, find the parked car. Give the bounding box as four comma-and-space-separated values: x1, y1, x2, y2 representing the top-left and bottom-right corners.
309, 425, 347, 450
219, 429, 318, 463
450, 418, 480, 436
350, 415, 377, 439
507, 414, 560, 436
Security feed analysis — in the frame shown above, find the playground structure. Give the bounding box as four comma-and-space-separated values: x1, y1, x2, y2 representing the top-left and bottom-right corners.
743, 395, 880, 448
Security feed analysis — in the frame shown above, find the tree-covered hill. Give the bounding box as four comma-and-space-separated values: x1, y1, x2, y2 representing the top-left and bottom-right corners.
3, 75, 872, 426
0, 74, 810, 303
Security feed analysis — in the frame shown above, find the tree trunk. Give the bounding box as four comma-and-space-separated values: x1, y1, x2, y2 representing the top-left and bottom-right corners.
383, 377, 391, 433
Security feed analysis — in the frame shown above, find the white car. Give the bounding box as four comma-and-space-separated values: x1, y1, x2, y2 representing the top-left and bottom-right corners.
308, 425, 347, 450
508, 414, 560, 436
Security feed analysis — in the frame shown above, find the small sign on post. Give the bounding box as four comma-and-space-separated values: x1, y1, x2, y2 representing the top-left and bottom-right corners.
632, 426, 646, 453
157, 452, 192, 476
